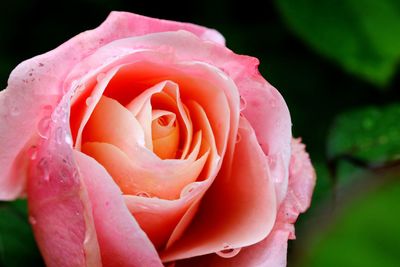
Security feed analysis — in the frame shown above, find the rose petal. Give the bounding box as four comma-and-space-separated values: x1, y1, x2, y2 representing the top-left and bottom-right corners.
125, 80, 193, 159
176, 138, 316, 266
81, 140, 208, 200
27, 98, 102, 267
0, 68, 59, 200
161, 117, 277, 262
74, 151, 163, 267
237, 68, 292, 205
124, 195, 192, 250
82, 95, 146, 156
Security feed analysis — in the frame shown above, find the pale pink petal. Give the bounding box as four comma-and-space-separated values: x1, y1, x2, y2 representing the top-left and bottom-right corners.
175, 230, 290, 267
74, 151, 163, 267
27, 97, 101, 267
237, 69, 292, 205
177, 138, 316, 266
160, 117, 277, 262
100, 11, 225, 45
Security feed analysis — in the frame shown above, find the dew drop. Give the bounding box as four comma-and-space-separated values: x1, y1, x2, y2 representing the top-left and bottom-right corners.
65, 134, 73, 146
10, 105, 20, 116
27, 146, 38, 160
85, 97, 93, 106
136, 191, 151, 198
37, 158, 50, 182
239, 96, 247, 111
236, 133, 241, 143
180, 183, 198, 197
37, 116, 51, 139
216, 243, 241, 258
268, 154, 276, 166
42, 105, 53, 114
76, 83, 86, 93
29, 216, 37, 225
269, 98, 277, 108
96, 73, 106, 83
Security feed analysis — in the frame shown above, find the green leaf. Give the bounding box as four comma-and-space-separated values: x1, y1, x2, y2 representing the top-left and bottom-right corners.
328, 104, 400, 164
298, 178, 400, 267
0, 200, 44, 267
275, 0, 400, 86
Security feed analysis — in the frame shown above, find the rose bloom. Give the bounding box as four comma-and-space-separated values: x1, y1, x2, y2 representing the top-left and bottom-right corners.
0, 12, 315, 267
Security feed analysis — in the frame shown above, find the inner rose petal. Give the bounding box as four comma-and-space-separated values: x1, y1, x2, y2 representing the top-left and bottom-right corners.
81, 141, 209, 200
151, 110, 180, 159
125, 81, 193, 160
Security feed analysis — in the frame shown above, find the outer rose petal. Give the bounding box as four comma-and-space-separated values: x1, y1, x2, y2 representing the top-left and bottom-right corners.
0, 11, 224, 200
176, 138, 315, 266
74, 151, 163, 267
27, 98, 102, 267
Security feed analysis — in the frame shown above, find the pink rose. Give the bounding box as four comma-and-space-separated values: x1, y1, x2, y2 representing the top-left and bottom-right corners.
0, 12, 315, 267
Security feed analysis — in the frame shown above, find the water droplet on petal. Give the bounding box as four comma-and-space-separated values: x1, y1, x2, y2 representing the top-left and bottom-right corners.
239, 96, 247, 111
85, 97, 93, 106
76, 83, 86, 93
27, 146, 38, 160
37, 116, 51, 139
96, 73, 106, 83
29, 216, 37, 225
269, 98, 277, 108
37, 158, 50, 182
216, 243, 241, 258
136, 192, 151, 198
180, 183, 199, 197
42, 105, 53, 114
236, 133, 241, 143
65, 134, 73, 146
10, 105, 20, 116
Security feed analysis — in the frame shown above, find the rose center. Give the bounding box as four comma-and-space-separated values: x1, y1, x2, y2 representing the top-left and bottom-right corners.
151, 110, 180, 159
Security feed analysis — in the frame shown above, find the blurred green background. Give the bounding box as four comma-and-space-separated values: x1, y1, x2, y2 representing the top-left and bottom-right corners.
1, 0, 400, 266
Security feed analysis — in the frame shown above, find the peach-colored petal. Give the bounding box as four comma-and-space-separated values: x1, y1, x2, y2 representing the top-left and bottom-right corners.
120, 98, 222, 251
161, 117, 277, 262
164, 100, 221, 249
74, 151, 163, 267
27, 98, 101, 267
124, 196, 191, 250
152, 110, 180, 159
125, 80, 193, 159
177, 138, 316, 267
82, 141, 208, 200
82, 95, 146, 157
71, 66, 121, 150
